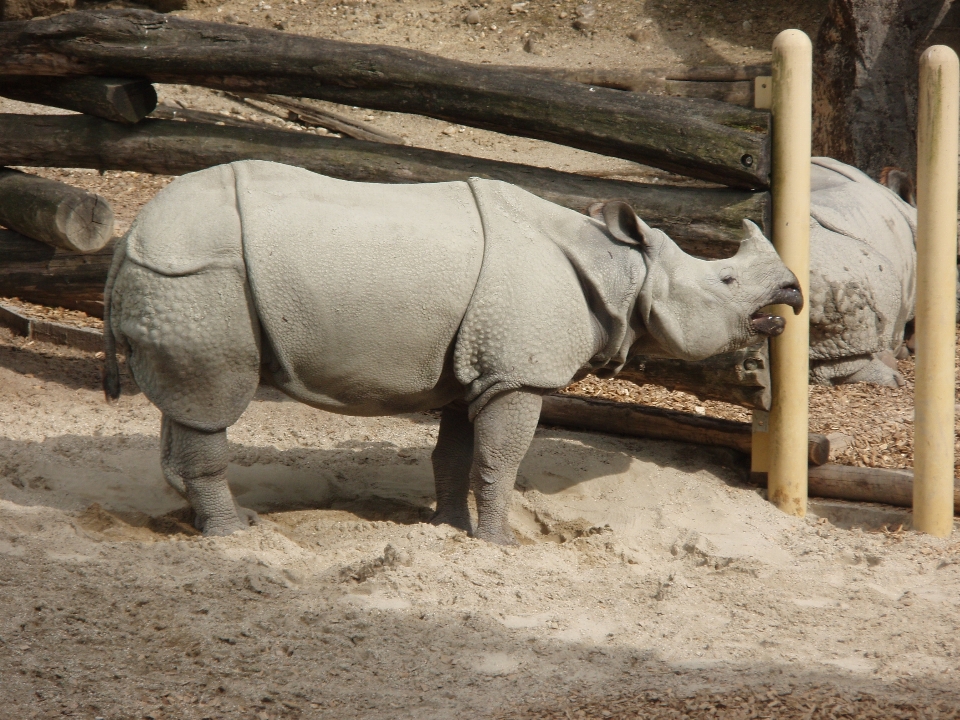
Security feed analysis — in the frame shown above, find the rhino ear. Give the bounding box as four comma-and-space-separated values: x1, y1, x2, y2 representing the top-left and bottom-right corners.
586, 201, 605, 221
601, 201, 655, 249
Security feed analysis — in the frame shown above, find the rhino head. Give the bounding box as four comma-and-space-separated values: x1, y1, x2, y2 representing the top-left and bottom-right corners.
602, 202, 803, 361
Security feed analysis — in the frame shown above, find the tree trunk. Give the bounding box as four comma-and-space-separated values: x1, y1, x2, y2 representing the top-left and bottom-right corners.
0, 76, 156, 124
541, 394, 830, 464
0, 168, 114, 253
813, 0, 955, 178
0, 9, 771, 189
0, 114, 769, 259
0, 229, 113, 317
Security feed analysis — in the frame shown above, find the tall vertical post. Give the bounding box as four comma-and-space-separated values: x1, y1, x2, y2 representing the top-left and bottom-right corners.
914, 45, 959, 538
767, 30, 812, 516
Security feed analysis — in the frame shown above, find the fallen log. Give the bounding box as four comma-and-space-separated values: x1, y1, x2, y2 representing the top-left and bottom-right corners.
0, 229, 114, 316
0, 114, 769, 258
541, 394, 830, 464
149, 100, 268, 130
751, 464, 960, 514
617, 342, 771, 410
234, 94, 406, 145
0, 168, 114, 253
0, 9, 772, 188
0, 75, 156, 123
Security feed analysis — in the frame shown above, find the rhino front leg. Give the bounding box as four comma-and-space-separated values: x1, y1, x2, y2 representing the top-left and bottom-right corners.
471, 389, 543, 545
430, 403, 474, 533
161, 415, 256, 536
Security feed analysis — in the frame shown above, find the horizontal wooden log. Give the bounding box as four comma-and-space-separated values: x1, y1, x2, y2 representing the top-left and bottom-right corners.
617, 342, 771, 410
753, 464, 960, 513
541, 394, 830, 464
0, 10, 772, 188
513, 67, 762, 106
0, 168, 114, 253
0, 229, 113, 316
0, 114, 769, 258
0, 75, 156, 123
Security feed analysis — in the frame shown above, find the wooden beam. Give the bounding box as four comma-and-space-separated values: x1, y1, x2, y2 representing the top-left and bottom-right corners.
0, 9, 772, 188
0, 114, 769, 259
617, 342, 772, 410
541, 394, 830, 464
0, 168, 114, 253
0, 229, 113, 317
752, 463, 960, 513
0, 75, 156, 124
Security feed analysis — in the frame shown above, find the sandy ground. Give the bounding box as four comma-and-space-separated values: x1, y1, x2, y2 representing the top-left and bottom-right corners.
4, 0, 960, 717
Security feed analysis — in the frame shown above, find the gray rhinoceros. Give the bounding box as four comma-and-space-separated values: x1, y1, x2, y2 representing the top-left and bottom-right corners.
807, 157, 918, 387
103, 160, 801, 544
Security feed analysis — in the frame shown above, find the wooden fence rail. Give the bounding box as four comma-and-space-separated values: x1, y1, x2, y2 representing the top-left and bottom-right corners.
0, 9, 772, 189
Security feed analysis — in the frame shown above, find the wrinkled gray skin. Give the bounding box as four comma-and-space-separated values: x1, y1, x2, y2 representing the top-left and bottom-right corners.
808, 158, 918, 388
103, 161, 801, 544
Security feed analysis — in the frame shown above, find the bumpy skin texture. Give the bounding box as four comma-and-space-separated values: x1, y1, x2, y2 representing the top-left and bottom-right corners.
808, 158, 917, 388
106, 160, 799, 542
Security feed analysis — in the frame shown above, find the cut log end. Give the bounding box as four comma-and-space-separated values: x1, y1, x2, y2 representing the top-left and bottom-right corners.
0, 168, 115, 253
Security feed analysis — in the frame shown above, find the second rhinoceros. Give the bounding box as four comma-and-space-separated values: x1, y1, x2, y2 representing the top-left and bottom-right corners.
807, 158, 918, 387
103, 161, 801, 544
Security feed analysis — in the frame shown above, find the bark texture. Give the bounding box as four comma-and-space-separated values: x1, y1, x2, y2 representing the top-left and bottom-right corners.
0, 9, 771, 188
0, 230, 114, 317
0, 168, 114, 253
813, 0, 955, 178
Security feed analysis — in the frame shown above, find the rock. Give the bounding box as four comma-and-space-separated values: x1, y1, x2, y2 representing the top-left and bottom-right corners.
826, 432, 854, 454
465, 9, 481, 24
522, 36, 539, 54
573, 3, 596, 31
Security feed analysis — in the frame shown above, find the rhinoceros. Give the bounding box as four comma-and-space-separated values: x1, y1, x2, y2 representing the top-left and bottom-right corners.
807, 158, 918, 388
103, 160, 801, 544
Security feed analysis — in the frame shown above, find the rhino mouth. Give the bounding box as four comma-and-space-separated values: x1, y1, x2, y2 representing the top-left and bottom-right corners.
749, 283, 804, 336
750, 311, 786, 336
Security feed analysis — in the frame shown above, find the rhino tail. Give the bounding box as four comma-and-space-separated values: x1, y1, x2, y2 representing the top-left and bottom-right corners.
102, 233, 128, 402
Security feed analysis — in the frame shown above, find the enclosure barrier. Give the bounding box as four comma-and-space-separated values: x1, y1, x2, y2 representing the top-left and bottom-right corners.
763, 30, 812, 517
914, 45, 959, 538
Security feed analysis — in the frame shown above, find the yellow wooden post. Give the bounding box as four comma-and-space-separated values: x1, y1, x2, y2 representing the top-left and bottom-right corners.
914, 45, 959, 538
767, 30, 811, 516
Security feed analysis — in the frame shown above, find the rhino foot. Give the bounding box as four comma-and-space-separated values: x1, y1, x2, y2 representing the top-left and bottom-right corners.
810, 355, 903, 388
847, 357, 904, 388
473, 525, 520, 546
429, 510, 473, 534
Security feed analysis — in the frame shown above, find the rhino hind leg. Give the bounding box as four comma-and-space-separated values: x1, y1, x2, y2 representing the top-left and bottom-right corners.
430, 403, 475, 533
810, 355, 904, 388
161, 415, 257, 536
470, 389, 543, 546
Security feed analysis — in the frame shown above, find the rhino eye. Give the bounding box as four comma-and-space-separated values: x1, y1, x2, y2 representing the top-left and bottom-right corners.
720, 272, 737, 286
